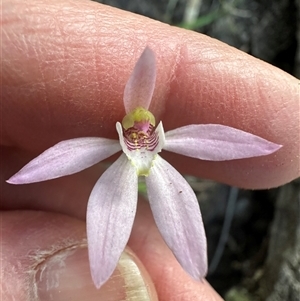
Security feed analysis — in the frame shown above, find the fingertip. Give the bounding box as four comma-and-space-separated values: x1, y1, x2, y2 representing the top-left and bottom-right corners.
1, 211, 158, 301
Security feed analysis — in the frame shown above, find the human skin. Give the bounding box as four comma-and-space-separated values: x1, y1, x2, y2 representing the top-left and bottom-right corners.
1, 0, 299, 300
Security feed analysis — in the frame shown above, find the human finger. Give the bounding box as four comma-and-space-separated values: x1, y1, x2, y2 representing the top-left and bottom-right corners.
1, 210, 158, 301
1, 0, 299, 189
1, 207, 223, 301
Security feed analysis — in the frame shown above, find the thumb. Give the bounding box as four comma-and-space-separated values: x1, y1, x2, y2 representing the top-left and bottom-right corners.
1, 211, 157, 301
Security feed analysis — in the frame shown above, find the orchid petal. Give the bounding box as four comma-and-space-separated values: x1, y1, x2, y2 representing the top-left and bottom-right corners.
87, 154, 138, 288
123, 47, 156, 113
145, 155, 207, 279
116, 121, 165, 176
7, 138, 121, 184
164, 124, 282, 161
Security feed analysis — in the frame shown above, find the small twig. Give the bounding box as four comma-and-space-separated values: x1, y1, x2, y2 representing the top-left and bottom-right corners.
183, 0, 203, 24
164, 0, 180, 23
208, 186, 239, 274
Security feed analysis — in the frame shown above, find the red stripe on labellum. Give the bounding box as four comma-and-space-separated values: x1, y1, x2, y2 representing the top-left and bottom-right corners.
123, 124, 159, 151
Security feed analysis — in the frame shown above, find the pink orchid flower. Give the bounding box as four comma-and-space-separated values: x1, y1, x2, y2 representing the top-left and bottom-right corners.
7, 47, 282, 289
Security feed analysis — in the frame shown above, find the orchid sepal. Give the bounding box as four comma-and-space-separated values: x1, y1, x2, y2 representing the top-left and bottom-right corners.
7, 137, 121, 184
123, 47, 156, 113
146, 155, 207, 279
164, 124, 282, 161
86, 154, 138, 288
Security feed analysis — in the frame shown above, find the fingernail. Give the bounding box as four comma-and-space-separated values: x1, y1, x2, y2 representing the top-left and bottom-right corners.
35, 246, 156, 301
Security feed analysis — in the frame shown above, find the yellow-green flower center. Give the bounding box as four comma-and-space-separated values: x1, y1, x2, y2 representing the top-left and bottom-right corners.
116, 107, 165, 177
122, 107, 155, 130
